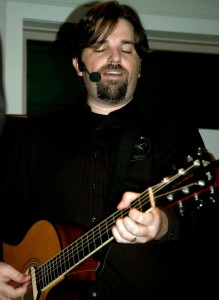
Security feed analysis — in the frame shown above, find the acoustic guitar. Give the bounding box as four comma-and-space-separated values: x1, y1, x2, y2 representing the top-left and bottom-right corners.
3, 149, 219, 300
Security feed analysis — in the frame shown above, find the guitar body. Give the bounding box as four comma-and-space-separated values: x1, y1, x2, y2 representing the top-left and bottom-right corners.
3, 220, 99, 300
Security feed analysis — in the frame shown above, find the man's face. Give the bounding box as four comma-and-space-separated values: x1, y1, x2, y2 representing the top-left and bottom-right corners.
73, 19, 141, 107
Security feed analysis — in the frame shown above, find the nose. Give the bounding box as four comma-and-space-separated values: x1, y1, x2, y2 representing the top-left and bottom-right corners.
107, 49, 121, 64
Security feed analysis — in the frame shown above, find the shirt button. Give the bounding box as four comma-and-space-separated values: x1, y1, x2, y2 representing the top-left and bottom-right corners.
91, 216, 97, 223
92, 291, 97, 297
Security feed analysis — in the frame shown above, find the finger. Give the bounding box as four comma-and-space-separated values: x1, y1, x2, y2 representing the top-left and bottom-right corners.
117, 192, 140, 210
0, 282, 28, 300
0, 263, 29, 284
112, 225, 137, 243
129, 209, 155, 226
113, 217, 137, 242
0, 295, 10, 300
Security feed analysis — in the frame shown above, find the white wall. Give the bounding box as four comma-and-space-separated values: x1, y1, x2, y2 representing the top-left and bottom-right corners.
199, 129, 219, 159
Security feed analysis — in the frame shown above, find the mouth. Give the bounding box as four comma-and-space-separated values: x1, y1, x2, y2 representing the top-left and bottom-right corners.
103, 70, 123, 79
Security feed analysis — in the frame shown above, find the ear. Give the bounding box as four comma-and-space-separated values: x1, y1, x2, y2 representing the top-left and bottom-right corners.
72, 58, 83, 77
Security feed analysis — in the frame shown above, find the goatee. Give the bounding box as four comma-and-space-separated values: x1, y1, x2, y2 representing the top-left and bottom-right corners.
97, 78, 128, 104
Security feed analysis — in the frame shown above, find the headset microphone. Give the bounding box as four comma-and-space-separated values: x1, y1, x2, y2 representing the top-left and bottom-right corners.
78, 61, 101, 83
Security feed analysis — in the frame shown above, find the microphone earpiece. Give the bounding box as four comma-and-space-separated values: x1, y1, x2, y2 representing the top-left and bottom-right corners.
78, 60, 86, 72
78, 60, 101, 83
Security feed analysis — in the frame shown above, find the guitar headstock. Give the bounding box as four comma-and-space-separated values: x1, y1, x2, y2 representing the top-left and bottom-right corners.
155, 148, 219, 215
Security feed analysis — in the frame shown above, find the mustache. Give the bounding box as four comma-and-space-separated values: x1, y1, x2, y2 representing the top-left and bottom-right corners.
100, 64, 124, 72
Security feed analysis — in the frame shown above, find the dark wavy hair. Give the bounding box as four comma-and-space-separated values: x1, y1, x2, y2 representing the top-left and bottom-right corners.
70, 1, 150, 60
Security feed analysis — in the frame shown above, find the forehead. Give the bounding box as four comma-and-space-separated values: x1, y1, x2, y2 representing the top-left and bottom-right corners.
98, 18, 135, 43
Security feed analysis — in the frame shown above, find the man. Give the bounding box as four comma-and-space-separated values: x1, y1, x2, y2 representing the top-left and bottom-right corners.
0, 1, 207, 299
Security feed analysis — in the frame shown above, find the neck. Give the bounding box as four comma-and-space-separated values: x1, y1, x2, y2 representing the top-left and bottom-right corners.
87, 98, 132, 115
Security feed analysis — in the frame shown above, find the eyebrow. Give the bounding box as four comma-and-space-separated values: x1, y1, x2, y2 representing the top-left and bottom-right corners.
120, 40, 135, 46
96, 39, 135, 46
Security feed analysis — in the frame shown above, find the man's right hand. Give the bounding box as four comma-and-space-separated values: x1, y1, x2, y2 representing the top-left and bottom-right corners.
0, 261, 30, 300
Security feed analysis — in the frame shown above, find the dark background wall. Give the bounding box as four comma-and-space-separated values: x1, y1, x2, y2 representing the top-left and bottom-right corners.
27, 39, 219, 129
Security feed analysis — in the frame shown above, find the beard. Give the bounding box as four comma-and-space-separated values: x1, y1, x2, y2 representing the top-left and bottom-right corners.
96, 79, 128, 104
96, 64, 128, 104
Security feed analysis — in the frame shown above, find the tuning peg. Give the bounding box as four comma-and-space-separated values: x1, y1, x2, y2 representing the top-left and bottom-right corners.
208, 195, 217, 204
204, 187, 218, 208
193, 193, 204, 210
177, 200, 184, 216
208, 186, 217, 204
197, 147, 208, 156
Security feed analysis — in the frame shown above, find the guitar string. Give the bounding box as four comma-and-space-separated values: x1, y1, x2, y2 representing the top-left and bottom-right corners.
25, 162, 200, 297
